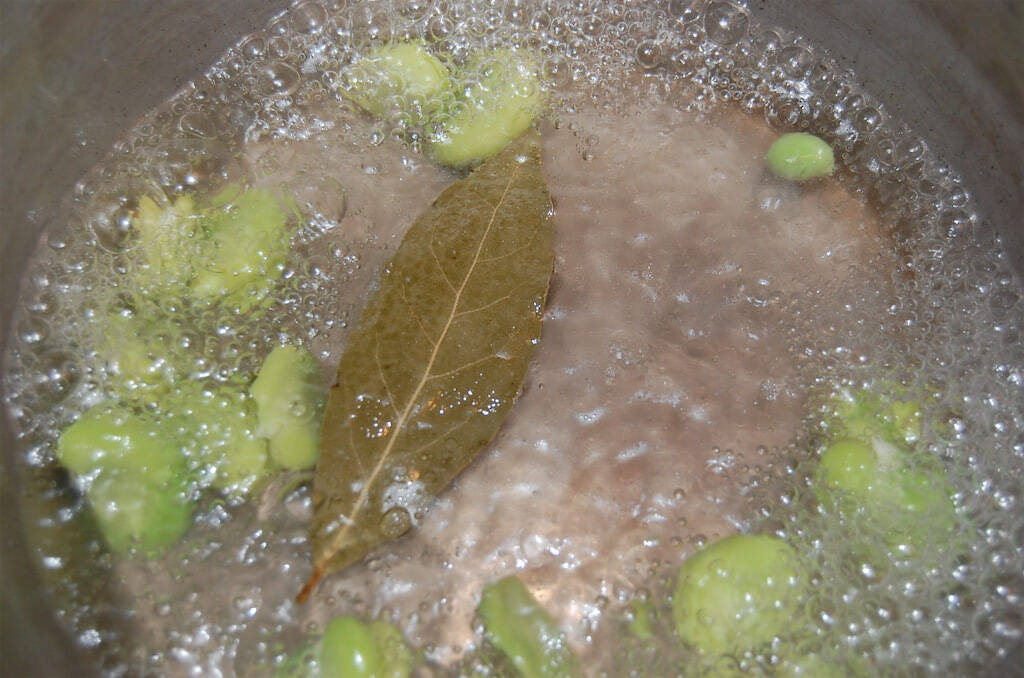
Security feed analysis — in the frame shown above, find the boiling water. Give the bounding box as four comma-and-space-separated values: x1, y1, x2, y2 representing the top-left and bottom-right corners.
3, 0, 1022, 675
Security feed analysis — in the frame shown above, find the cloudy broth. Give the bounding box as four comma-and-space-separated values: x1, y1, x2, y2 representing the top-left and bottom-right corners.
4, 0, 1022, 675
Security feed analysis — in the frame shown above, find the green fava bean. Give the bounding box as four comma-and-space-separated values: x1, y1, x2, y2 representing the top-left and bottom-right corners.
344, 41, 451, 123
430, 49, 543, 168
815, 437, 958, 548
268, 425, 320, 472
97, 312, 183, 402
250, 345, 325, 470
832, 387, 922, 447
671, 534, 807, 657
777, 652, 871, 678
57, 404, 194, 554
57, 403, 185, 483
88, 471, 193, 555
478, 576, 579, 678
320, 616, 414, 678
166, 384, 269, 495
765, 132, 835, 181
131, 193, 199, 294
816, 438, 885, 500
190, 185, 292, 313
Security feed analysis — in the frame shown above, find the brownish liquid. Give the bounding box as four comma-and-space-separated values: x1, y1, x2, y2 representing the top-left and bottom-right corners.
4, 0, 1020, 675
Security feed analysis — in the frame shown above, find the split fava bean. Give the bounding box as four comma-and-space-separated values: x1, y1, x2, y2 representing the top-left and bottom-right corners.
344, 41, 452, 123
57, 403, 194, 554
430, 49, 543, 168
250, 345, 325, 471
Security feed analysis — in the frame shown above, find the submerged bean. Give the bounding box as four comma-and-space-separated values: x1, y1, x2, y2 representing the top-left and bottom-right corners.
88, 471, 193, 554
478, 576, 579, 678
765, 132, 834, 181
131, 193, 199, 294
57, 403, 184, 482
250, 345, 325, 471
815, 436, 958, 547
167, 384, 270, 495
343, 41, 452, 123
57, 403, 194, 553
430, 49, 543, 168
190, 185, 292, 313
671, 534, 807, 657
831, 387, 922, 446
275, 616, 414, 678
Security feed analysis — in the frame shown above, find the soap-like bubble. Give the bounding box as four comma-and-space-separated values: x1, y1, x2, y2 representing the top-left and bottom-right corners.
704, 1, 749, 46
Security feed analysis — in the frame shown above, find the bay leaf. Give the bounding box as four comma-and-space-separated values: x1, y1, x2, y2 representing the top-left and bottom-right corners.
299, 131, 554, 602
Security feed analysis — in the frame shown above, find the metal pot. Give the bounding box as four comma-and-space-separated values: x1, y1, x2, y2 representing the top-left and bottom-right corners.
2, 1, 1021, 675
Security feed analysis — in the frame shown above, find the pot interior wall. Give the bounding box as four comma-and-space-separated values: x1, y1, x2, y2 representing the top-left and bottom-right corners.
1, 1, 1021, 675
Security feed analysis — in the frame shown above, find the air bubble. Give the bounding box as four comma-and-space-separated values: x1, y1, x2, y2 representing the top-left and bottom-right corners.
855, 107, 882, 134
396, 0, 431, 21
669, 0, 704, 24
543, 54, 573, 88
18, 316, 48, 345
704, 1, 748, 46
634, 40, 663, 70
291, 1, 328, 34
90, 209, 134, 253
240, 36, 266, 60
261, 62, 302, 96
427, 14, 454, 41
670, 50, 699, 77
179, 112, 217, 138
36, 350, 81, 401
778, 44, 814, 79
381, 506, 413, 538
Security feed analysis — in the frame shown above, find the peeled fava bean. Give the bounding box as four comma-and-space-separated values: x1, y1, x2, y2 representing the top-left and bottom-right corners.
88, 472, 193, 555
831, 387, 923, 447
343, 41, 451, 123
279, 616, 414, 678
815, 436, 958, 548
816, 437, 883, 499
165, 384, 270, 496
57, 402, 185, 482
765, 132, 835, 181
478, 576, 579, 678
131, 193, 199, 294
250, 345, 325, 470
97, 312, 185, 403
430, 49, 543, 168
671, 534, 808, 657
189, 185, 292, 313
57, 403, 193, 554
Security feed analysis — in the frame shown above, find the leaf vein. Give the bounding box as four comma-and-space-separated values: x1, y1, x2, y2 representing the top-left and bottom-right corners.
405, 419, 469, 460
400, 278, 439, 348
454, 279, 532, 318
428, 231, 457, 293
428, 353, 501, 381
476, 235, 540, 265
374, 337, 401, 419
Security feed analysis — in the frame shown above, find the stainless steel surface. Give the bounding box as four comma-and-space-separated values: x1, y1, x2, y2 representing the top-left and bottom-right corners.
2, 1, 1022, 675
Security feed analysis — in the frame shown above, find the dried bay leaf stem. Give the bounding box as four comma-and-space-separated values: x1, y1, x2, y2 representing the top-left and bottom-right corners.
300, 131, 554, 602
